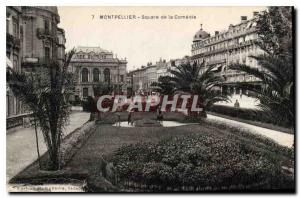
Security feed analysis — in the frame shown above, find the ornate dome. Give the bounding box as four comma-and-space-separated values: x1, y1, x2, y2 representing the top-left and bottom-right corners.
193, 24, 210, 42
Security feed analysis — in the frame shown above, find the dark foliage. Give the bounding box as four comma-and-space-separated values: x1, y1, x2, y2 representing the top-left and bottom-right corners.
107, 135, 293, 191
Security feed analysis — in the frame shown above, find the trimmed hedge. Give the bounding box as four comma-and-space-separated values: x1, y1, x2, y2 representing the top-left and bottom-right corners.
105, 134, 293, 191
209, 105, 289, 127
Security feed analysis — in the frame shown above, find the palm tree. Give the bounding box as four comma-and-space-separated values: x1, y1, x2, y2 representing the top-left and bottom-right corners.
170, 62, 230, 116
229, 53, 294, 127
151, 75, 175, 95
6, 49, 75, 170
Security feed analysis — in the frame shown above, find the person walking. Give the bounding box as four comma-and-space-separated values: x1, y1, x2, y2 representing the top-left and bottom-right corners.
115, 112, 121, 127
157, 108, 163, 124
127, 111, 132, 125
234, 99, 240, 108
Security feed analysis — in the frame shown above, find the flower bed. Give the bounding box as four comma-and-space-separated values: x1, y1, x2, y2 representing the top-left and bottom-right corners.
60, 121, 97, 167
104, 134, 293, 191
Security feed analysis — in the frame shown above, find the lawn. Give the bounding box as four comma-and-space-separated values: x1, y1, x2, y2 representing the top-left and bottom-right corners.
64, 112, 294, 192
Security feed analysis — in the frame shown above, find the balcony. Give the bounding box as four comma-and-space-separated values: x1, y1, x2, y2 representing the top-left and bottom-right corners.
21, 57, 51, 68
37, 28, 55, 40
228, 40, 253, 50
207, 59, 226, 66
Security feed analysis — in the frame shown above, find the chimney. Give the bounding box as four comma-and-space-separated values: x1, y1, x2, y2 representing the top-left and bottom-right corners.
215, 31, 219, 35
253, 11, 259, 17
241, 16, 247, 23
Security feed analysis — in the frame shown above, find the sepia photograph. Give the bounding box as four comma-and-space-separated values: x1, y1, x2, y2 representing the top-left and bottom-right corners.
5, 4, 295, 193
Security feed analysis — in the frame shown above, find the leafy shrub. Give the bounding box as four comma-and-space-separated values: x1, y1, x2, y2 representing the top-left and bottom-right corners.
209, 105, 290, 127
106, 134, 293, 191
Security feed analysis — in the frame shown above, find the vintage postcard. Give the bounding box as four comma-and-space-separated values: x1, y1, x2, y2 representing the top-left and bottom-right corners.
6, 6, 295, 193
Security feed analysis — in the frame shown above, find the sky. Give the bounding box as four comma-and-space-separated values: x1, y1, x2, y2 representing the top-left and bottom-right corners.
58, 6, 266, 71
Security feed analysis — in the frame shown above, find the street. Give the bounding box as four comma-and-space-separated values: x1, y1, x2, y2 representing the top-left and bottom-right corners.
6, 112, 90, 182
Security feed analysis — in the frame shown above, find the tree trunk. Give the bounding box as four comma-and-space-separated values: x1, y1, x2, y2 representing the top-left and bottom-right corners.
34, 119, 42, 170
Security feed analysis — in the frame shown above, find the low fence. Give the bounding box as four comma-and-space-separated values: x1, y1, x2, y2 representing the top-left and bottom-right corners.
6, 113, 32, 129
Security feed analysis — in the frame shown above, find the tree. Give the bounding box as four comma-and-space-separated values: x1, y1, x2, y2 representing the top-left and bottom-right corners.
229, 7, 294, 127
93, 82, 113, 96
91, 82, 114, 121
170, 62, 229, 116
255, 7, 293, 55
6, 49, 75, 170
151, 75, 175, 95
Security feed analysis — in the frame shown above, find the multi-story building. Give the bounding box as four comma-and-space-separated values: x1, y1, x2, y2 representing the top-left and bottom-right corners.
191, 13, 264, 94
156, 58, 168, 79
144, 62, 157, 92
69, 46, 127, 99
130, 56, 190, 94
6, 6, 22, 119
21, 6, 64, 70
6, 6, 66, 128
131, 66, 146, 94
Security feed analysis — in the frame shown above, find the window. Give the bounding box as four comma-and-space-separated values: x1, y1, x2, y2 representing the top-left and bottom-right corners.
104, 68, 110, 83
44, 19, 50, 33
93, 68, 99, 82
45, 47, 50, 64
82, 68, 89, 82
13, 19, 17, 37
83, 88, 89, 98
120, 75, 124, 82
13, 55, 18, 69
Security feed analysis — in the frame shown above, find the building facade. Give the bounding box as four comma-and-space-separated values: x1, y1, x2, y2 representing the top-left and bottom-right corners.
6, 6, 22, 119
21, 6, 64, 70
6, 6, 66, 128
191, 13, 264, 94
130, 56, 190, 94
69, 46, 127, 100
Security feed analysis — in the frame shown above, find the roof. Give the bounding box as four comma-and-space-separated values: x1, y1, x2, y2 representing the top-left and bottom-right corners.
193, 29, 210, 42
75, 46, 111, 54
28, 6, 59, 15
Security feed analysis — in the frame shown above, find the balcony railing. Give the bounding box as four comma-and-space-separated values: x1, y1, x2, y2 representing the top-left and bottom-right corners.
193, 40, 255, 59
207, 59, 226, 66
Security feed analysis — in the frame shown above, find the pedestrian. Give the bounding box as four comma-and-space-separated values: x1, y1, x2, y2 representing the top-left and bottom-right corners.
127, 111, 132, 125
115, 112, 121, 127
130, 111, 134, 126
157, 108, 163, 124
234, 99, 240, 108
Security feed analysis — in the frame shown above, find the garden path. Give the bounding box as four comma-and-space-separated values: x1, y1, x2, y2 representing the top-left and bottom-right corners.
207, 114, 294, 148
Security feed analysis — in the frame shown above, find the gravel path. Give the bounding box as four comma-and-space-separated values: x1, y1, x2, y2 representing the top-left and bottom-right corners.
6, 112, 90, 182
207, 114, 294, 148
